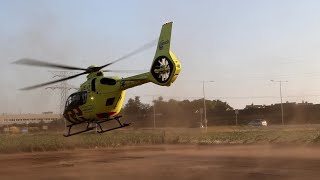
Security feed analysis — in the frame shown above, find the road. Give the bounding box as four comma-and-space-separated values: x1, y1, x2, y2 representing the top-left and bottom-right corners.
1, 145, 320, 180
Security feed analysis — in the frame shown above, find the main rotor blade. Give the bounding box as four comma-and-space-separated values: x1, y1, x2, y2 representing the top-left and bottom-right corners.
20, 72, 88, 90
13, 58, 87, 71
102, 69, 147, 73
98, 39, 157, 70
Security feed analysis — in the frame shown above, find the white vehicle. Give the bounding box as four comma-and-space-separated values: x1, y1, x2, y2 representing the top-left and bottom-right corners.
248, 119, 267, 127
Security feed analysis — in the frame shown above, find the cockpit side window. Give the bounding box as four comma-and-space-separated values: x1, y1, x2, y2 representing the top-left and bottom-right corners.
100, 78, 116, 85
106, 97, 115, 106
81, 92, 87, 104
66, 96, 72, 107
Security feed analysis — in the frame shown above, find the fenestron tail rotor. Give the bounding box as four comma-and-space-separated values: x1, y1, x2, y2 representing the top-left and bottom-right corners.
151, 56, 173, 83
13, 39, 157, 90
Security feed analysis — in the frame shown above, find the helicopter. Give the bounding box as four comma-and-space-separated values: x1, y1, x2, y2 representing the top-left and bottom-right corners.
13, 22, 181, 137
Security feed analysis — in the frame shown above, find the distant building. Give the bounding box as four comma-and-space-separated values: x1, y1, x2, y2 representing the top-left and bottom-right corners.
245, 104, 266, 109
0, 112, 60, 126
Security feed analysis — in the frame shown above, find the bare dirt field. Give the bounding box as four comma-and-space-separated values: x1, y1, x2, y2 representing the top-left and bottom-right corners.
1, 144, 320, 180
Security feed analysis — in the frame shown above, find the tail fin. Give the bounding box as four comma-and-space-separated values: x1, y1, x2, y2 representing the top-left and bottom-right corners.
149, 22, 181, 86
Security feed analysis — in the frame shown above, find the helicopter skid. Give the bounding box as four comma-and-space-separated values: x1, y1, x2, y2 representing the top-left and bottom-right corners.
63, 121, 94, 137
63, 116, 130, 137
96, 116, 131, 134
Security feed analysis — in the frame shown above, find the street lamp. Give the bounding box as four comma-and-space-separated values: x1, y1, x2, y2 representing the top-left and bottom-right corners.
202, 80, 214, 131
145, 94, 161, 129
270, 80, 288, 125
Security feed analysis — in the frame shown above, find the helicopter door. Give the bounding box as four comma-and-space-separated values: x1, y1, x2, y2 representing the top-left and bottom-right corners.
91, 78, 96, 92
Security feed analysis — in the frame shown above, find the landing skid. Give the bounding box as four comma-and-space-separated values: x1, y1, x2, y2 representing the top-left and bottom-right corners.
63, 116, 130, 137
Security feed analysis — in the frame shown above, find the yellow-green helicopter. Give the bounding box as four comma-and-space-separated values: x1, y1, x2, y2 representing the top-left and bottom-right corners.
13, 22, 181, 137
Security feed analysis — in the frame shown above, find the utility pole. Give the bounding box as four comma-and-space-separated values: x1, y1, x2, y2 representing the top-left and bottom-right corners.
202, 81, 206, 130
202, 80, 214, 132
153, 96, 156, 129
235, 109, 239, 126
200, 108, 203, 128
270, 80, 288, 125
144, 94, 161, 129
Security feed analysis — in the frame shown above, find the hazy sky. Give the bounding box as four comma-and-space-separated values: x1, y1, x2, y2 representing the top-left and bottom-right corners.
2, 0, 320, 113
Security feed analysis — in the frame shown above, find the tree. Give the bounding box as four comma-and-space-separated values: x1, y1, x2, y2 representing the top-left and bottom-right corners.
123, 96, 150, 114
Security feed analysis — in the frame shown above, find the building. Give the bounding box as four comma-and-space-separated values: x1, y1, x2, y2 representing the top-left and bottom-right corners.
0, 112, 60, 126
245, 104, 266, 109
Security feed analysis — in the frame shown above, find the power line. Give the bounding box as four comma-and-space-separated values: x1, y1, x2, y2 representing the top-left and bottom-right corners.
127, 94, 320, 100
45, 71, 78, 116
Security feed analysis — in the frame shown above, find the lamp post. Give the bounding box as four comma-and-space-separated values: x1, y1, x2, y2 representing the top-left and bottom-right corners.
145, 94, 160, 129
202, 80, 214, 131
270, 80, 288, 125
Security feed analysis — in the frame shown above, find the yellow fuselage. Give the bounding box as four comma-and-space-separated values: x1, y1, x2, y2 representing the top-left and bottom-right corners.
63, 22, 181, 123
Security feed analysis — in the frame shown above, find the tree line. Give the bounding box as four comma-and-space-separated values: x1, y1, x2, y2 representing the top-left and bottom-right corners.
122, 97, 320, 127
122, 96, 232, 127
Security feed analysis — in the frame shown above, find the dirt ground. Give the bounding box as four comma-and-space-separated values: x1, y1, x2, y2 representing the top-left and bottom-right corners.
1, 145, 320, 180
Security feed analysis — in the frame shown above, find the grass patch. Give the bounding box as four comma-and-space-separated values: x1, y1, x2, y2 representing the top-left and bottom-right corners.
1, 126, 320, 153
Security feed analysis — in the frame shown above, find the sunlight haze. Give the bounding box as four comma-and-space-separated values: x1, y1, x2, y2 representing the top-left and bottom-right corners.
1, 0, 320, 113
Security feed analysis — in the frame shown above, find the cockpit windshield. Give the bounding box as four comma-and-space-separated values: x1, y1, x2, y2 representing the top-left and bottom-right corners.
65, 91, 87, 108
